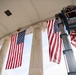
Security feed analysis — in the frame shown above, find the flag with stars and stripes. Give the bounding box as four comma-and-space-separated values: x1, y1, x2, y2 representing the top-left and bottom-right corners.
6, 30, 25, 69
47, 19, 62, 64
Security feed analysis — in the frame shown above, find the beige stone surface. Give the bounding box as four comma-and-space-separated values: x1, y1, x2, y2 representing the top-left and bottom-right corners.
0, 37, 10, 75
29, 25, 43, 75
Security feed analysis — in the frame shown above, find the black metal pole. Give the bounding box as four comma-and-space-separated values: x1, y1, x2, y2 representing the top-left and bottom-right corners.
55, 13, 76, 75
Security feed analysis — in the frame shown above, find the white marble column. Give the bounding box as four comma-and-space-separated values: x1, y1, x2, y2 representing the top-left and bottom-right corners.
29, 25, 43, 75
0, 37, 10, 75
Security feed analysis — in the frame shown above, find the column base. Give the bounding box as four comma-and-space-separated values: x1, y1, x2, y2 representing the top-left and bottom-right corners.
68, 72, 76, 75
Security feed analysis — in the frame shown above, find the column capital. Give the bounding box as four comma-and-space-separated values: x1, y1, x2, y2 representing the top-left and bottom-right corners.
34, 23, 43, 29
32, 22, 45, 31
0, 36, 10, 48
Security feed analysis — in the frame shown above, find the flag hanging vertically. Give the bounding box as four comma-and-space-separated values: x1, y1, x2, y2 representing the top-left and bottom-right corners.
5, 30, 25, 69
70, 30, 76, 48
47, 19, 62, 64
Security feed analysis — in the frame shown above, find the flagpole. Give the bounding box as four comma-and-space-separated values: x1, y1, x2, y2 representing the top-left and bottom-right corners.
55, 13, 76, 75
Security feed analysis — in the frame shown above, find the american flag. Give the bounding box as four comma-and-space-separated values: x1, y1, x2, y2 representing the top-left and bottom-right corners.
5, 30, 25, 69
70, 30, 76, 48
47, 19, 62, 64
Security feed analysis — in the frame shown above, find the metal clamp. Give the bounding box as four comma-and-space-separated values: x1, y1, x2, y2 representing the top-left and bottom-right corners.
60, 33, 68, 38
63, 49, 72, 54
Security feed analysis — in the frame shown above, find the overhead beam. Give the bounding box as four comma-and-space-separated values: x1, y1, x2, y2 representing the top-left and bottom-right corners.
0, 16, 54, 40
